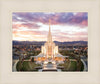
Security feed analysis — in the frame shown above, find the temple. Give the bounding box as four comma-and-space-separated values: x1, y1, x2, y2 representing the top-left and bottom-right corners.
41, 19, 58, 60
32, 19, 66, 64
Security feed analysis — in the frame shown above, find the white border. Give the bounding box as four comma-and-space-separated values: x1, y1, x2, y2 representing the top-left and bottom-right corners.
0, 0, 100, 84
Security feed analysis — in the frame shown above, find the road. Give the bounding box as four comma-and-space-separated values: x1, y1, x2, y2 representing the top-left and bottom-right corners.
12, 60, 19, 72
81, 56, 88, 71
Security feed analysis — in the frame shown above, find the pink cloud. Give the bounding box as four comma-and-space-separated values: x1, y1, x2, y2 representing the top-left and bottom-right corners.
12, 23, 40, 29
13, 30, 48, 36
73, 32, 88, 36
13, 12, 88, 28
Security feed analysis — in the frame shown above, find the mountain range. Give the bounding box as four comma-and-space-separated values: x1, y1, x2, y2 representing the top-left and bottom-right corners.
13, 40, 88, 46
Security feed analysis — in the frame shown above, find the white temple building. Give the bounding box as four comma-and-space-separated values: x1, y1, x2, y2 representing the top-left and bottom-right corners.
32, 19, 67, 64
41, 20, 59, 60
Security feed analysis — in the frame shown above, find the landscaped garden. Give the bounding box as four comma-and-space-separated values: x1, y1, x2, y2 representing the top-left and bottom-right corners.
16, 61, 41, 71
58, 60, 84, 71
59, 50, 84, 71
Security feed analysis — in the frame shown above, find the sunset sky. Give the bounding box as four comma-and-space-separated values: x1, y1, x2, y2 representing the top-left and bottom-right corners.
12, 12, 88, 42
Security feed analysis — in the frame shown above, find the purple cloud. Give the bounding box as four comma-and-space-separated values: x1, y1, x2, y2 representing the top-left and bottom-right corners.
12, 22, 40, 29
12, 12, 88, 28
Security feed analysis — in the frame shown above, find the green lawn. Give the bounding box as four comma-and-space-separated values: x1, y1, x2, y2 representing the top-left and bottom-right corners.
59, 61, 77, 71
16, 61, 41, 71
68, 61, 77, 71
59, 60, 84, 71
58, 61, 70, 71
69, 56, 75, 59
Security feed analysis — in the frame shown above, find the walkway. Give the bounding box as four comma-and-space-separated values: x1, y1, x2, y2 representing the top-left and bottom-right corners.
38, 62, 60, 72
39, 63, 62, 72
43, 63, 57, 70
12, 60, 19, 72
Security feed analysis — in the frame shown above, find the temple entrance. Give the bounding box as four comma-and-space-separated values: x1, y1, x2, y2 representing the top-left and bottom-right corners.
48, 55, 52, 60
47, 45, 52, 58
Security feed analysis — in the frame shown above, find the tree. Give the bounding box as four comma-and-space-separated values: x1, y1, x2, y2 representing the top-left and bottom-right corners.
31, 58, 34, 62
76, 55, 82, 71
17, 61, 22, 71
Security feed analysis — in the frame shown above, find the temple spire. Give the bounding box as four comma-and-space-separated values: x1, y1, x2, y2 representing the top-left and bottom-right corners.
47, 19, 52, 42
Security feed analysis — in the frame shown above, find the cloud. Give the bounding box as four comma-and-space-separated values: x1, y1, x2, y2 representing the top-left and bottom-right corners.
12, 22, 40, 29
52, 31, 88, 42
73, 32, 88, 36
12, 12, 88, 41
12, 12, 88, 28
52, 30, 87, 37
13, 30, 48, 36
56, 12, 88, 27
53, 34, 87, 42
13, 30, 88, 41
13, 30, 48, 41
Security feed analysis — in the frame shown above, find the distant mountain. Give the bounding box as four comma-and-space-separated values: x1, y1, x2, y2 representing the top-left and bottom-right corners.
54, 41, 87, 46
13, 40, 87, 46
13, 41, 45, 45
